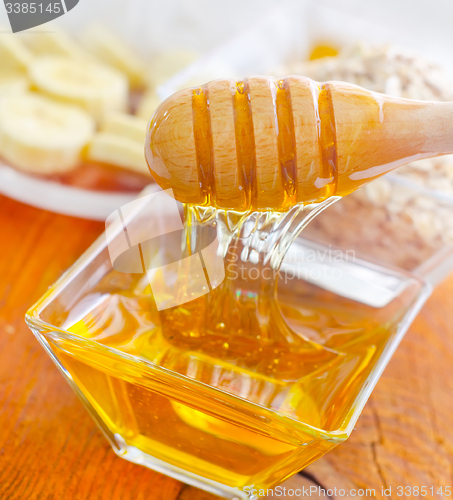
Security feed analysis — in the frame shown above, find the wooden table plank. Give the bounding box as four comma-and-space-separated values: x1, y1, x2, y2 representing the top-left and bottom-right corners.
0, 194, 452, 500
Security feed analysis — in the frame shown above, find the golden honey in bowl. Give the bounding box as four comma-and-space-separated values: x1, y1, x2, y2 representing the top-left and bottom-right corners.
35, 197, 425, 497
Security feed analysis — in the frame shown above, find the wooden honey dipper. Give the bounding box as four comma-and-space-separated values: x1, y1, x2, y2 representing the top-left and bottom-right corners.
145, 76, 453, 211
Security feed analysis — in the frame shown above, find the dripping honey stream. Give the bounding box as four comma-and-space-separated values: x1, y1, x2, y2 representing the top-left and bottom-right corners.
151, 79, 348, 379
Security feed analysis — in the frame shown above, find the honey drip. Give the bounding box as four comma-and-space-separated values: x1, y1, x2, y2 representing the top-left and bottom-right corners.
276, 79, 297, 206
232, 80, 257, 210
192, 87, 214, 203
318, 84, 338, 197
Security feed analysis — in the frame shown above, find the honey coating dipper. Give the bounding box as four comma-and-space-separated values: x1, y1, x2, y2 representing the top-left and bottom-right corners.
145, 76, 453, 211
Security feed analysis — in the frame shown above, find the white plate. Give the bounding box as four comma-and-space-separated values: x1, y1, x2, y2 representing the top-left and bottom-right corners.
0, 164, 140, 221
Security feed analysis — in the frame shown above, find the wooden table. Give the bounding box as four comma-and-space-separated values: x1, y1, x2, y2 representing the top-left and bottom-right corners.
0, 194, 452, 500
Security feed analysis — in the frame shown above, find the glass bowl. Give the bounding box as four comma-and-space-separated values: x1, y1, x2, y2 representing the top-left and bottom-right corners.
25, 188, 431, 499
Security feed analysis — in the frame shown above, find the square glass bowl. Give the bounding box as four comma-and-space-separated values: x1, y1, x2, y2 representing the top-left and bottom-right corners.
26, 198, 431, 499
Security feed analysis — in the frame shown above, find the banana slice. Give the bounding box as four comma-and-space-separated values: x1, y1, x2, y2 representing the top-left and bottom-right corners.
21, 25, 87, 59
82, 24, 147, 89
0, 93, 95, 174
136, 88, 162, 120
101, 113, 148, 143
87, 132, 149, 175
147, 49, 200, 87
0, 71, 29, 95
30, 56, 128, 122
0, 33, 33, 72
